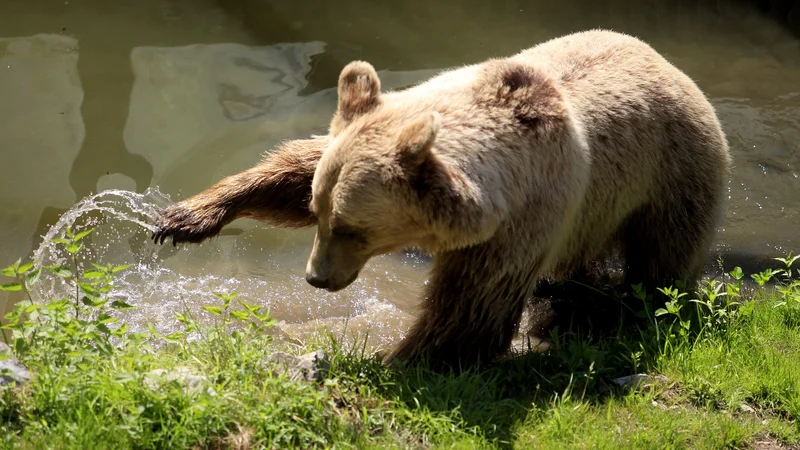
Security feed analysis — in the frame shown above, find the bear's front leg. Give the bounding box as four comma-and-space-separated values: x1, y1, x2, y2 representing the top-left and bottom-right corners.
387, 246, 535, 370
152, 136, 326, 246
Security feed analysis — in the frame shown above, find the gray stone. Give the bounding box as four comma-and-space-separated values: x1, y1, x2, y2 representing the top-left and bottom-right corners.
143, 366, 215, 395
0, 342, 30, 386
601, 373, 669, 393
740, 403, 756, 414
264, 350, 329, 382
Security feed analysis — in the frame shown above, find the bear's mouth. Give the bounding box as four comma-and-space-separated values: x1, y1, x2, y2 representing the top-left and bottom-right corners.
325, 271, 360, 292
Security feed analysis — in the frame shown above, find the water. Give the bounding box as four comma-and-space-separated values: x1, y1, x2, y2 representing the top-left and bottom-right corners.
1, 0, 798, 348
27, 188, 423, 347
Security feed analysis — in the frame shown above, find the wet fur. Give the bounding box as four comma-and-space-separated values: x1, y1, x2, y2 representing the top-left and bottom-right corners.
152, 30, 731, 369
152, 137, 326, 245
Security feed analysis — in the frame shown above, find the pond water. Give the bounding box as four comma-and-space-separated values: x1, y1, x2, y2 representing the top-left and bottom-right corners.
0, 0, 798, 349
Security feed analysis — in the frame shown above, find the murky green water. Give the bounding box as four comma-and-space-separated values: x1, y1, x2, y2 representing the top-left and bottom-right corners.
0, 0, 798, 346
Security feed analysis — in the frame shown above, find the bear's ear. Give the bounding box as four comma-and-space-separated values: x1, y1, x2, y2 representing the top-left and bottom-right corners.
395, 111, 441, 168
479, 60, 565, 129
333, 61, 381, 129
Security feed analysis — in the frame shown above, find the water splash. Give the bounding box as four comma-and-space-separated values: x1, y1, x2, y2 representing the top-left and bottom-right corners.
28, 188, 424, 351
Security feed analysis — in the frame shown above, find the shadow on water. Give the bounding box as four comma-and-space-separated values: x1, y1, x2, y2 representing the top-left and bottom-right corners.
69, 38, 153, 201
743, 0, 800, 37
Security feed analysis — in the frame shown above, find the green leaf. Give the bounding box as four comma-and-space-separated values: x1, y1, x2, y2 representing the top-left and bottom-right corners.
97, 313, 117, 324
83, 270, 105, 279
51, 238, 70, 245
165, 331, 185, 341
110, 300, 134, 310
0, 266, 16, 277
81, 296, 94, 306
97, 323, 111, 334
16, 262, 34, 274
13, 338, 28, 356
111, 264, 131, 273
213, 291, 229, 300
92, 298, 109, 308
25, 268, 41, 286
73, 229, 94, 241
202, 305, 222, 316
47, 265, 73, 278
79, 283, 97, 295
213, 291, 238, 309
0, 283, 22, 292
66, 243, 84, 254
230, 310, 249, 321
730, 266, 743, 280
114, 372, 136, 384
654, 308, 669, 317
238, 299, 260, 313
112, 323, 129, 337
146, 323, 161, 338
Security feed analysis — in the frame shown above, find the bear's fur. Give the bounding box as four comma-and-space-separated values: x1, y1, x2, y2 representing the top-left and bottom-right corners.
153, 30, 731, 368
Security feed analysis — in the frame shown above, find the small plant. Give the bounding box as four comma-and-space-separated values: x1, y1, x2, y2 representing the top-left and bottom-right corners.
635, 265, 764, 353
1, 227, 138, 369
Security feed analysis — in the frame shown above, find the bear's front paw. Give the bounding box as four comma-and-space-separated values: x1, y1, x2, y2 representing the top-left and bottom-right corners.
151, 203, 224, 246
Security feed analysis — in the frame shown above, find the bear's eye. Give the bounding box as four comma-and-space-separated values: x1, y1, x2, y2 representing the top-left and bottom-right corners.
331, 225, 361, 240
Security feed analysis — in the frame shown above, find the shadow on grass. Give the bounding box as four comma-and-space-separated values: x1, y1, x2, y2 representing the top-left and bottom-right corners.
328, 274, 670, 447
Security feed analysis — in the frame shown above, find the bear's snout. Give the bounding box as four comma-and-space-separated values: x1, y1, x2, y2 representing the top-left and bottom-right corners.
305, 272, 330, 290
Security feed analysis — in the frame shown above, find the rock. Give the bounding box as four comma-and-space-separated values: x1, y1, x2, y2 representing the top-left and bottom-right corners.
601, 373, 669, 393
143, 366, 215, 395
740, 403, 756, 414
0, 342, 30, 386
527, 336, 552, 353
264, 351, 329, 383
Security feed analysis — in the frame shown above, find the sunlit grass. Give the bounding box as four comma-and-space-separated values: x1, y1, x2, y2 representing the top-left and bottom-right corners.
0, 229, 798, 449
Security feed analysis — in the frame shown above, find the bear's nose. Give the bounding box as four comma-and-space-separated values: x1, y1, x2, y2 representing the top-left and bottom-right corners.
305, 273, 330, 290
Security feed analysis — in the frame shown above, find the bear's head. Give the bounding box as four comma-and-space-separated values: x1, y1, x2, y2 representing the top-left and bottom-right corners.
304, 61, 450, 292
304, 58, 571, 291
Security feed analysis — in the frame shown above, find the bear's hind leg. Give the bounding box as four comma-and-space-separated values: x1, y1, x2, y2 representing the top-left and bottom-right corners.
621, 197, 719, 300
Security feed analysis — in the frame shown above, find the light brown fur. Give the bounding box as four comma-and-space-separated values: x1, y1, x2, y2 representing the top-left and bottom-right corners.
153, 30, 731, 369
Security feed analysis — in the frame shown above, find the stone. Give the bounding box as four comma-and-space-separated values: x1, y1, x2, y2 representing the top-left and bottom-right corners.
740, 403, 756, 414
264, 350, 329, 383
601, 373, 670, 394
143, 366, 215, 395
0, 342, 30, 386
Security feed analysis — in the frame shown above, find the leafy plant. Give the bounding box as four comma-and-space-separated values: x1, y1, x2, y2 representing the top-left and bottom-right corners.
0, 226, 799, 449
1, 228, 139, 371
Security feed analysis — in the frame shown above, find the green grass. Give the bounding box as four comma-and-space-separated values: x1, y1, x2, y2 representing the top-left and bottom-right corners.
0, 228, 799, 449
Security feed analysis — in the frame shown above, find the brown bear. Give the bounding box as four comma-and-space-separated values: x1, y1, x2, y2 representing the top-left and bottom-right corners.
152, 29, 731, 368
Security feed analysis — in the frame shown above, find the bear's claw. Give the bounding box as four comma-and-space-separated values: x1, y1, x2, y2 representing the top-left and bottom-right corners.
150, 204, 222, 247
150, 227, 177, 246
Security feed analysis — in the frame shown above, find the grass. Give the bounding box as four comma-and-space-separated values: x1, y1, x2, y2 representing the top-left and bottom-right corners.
0, 227, 799, 449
